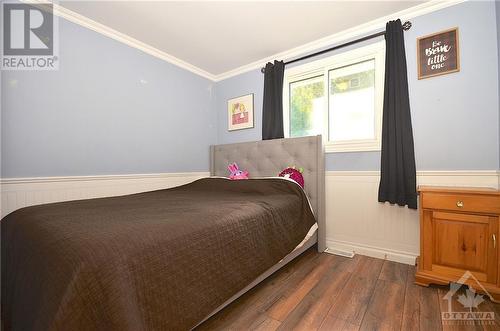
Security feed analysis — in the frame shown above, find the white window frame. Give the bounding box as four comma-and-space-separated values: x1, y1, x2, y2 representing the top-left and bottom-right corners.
283, 41, 385, 153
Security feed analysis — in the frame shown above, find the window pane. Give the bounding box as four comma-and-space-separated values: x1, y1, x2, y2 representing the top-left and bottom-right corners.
289, 76, 324, 137
329, 60, 375, 142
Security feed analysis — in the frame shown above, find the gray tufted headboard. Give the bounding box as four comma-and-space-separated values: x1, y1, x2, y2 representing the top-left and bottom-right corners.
210, 135, 325, 252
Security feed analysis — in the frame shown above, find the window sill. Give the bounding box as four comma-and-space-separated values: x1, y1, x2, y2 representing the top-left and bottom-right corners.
325, 142, 381, 153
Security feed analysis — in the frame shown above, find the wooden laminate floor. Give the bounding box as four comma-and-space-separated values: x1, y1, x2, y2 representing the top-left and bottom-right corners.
196, 247, 500, 331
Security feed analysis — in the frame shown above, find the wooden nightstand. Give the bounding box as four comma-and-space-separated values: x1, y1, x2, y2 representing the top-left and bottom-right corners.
415, 186, 500, 302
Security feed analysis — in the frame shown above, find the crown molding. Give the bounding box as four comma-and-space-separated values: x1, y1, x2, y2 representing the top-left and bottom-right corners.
21, 0, 217, 81
21, 0, 466, 82
214, 0, 466, 82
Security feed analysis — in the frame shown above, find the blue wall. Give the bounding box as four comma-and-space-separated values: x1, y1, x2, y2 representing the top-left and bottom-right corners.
406, 1, 498, 171
2, 1, 499, 177
215, 1, 500, 171
1, 18, 216, 178
216, 70, 263, 145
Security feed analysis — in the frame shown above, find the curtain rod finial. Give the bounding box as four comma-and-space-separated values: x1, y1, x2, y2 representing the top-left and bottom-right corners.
261, 67, 265, 73
402, 21, 412, 31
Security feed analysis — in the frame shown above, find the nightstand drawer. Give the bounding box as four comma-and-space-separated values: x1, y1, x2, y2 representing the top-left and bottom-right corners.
421, 192, 500, 214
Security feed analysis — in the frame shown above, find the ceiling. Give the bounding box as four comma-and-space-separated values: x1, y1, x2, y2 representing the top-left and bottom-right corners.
59, 1, 426, 77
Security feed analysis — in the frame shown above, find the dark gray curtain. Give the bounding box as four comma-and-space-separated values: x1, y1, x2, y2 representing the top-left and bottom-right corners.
262, 60, 285, 140
378, 19, 417, 209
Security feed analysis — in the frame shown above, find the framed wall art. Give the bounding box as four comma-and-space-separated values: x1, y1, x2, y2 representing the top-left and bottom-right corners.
228, 93, 254, 131
417, 27, 460, 79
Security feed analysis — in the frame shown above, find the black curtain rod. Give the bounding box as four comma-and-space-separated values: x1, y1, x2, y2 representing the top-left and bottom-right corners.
261, 21, 412, 73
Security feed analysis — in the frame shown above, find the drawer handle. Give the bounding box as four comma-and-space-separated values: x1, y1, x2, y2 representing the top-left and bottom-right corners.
456, 200, 464, 208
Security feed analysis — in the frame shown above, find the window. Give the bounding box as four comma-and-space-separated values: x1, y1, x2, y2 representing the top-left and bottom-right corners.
283, 42, 385, 152
289, 76, 324, 137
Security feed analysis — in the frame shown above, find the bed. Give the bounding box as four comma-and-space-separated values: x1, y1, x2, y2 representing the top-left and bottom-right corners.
1, 135, 325, 331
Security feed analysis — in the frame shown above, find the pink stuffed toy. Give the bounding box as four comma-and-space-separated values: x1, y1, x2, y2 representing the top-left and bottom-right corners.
228, 163, 249, 180
278, 167, 305, 188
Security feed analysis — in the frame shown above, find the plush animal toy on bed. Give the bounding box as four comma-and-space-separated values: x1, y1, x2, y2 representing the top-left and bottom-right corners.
228, 162, 249, 180
278, 166, 305, 188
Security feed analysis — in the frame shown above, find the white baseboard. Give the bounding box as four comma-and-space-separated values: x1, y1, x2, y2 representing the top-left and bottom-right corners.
1, 172, 209, 218
326, 239, 418, 265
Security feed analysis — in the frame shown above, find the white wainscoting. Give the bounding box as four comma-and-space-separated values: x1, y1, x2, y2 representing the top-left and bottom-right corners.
326, 170, 500, 265
2, 170, 499, 266
0, 172, 209, 218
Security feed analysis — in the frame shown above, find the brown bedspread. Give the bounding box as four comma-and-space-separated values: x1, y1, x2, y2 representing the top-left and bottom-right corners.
1, 178, 316, 331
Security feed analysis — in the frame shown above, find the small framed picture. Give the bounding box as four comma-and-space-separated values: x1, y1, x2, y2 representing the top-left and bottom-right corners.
228, 94, 254, 131
417, 27, 460, 80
